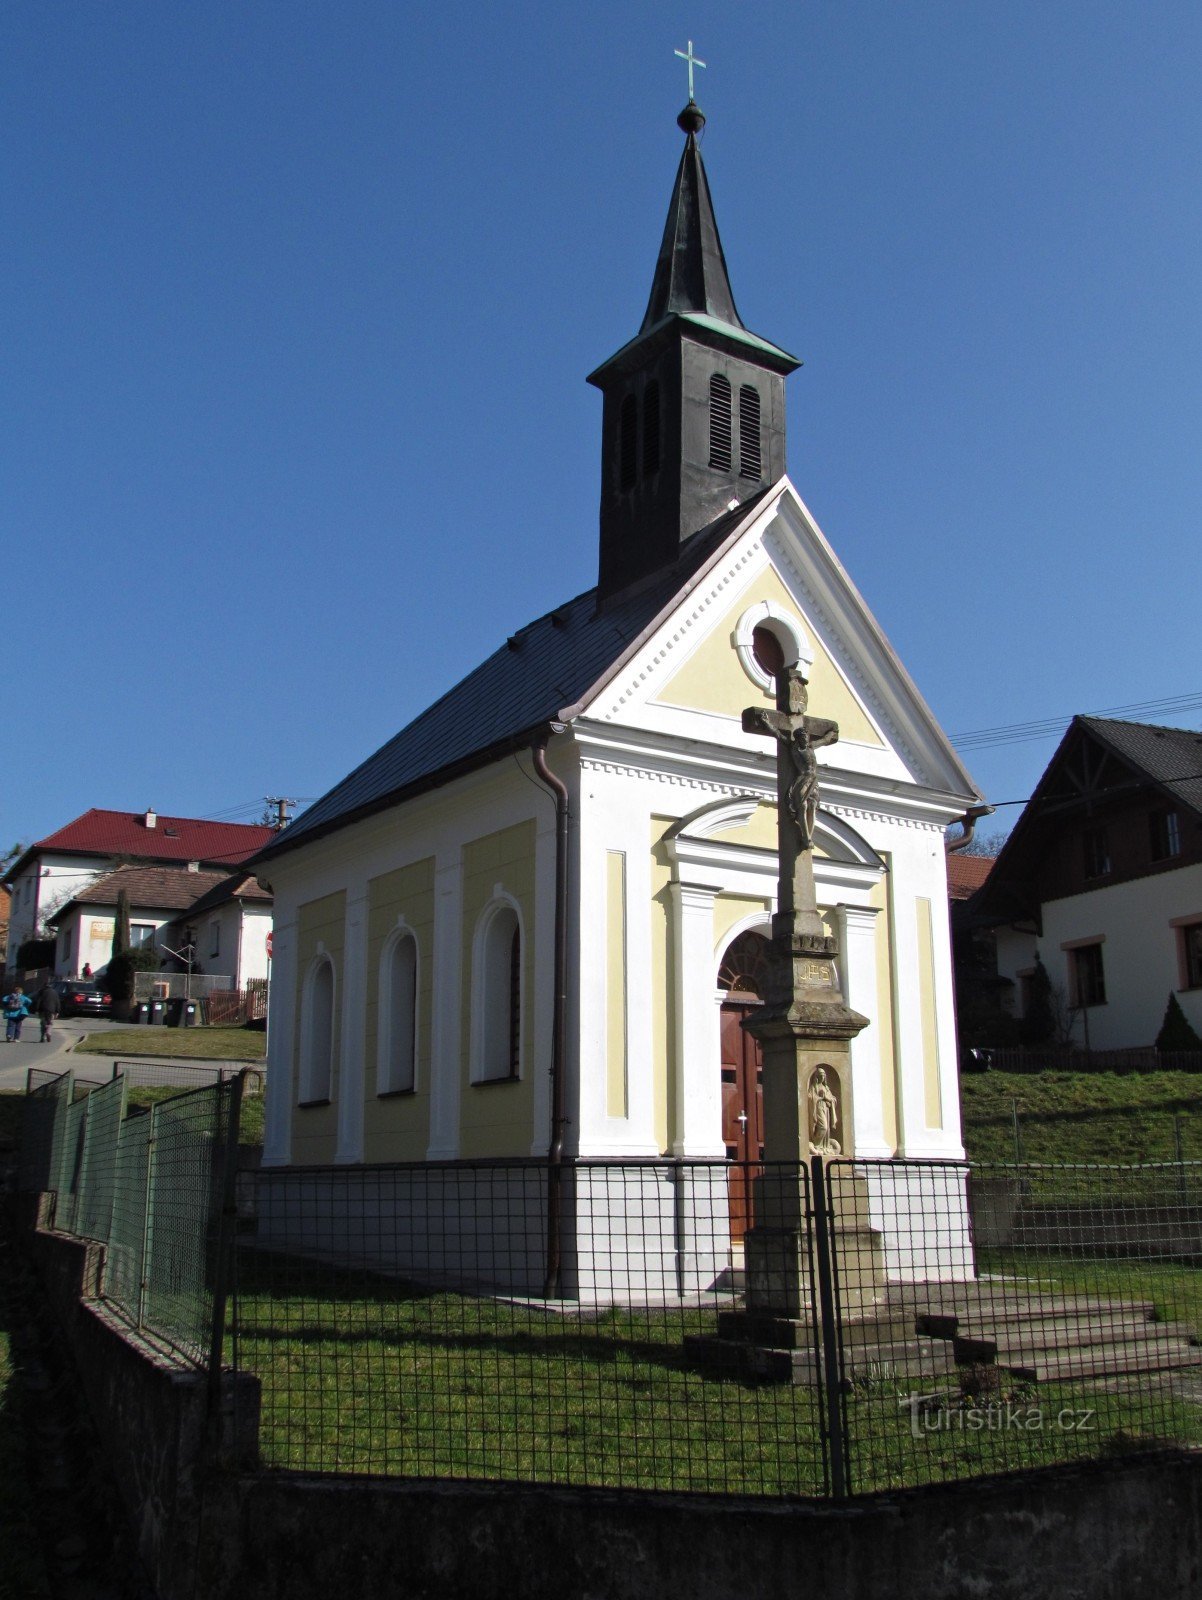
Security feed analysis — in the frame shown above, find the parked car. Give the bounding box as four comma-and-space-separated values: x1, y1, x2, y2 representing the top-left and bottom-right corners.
50, 979, 112, 1017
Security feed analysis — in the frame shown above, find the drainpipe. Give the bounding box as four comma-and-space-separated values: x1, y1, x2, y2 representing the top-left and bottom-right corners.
946, 802, 994, 854
531, 728, 569, 1297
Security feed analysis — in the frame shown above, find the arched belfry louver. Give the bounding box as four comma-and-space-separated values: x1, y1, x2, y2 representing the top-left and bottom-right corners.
619, 394, 638, 491
739, 385, 762, 480
709, 373, 732, 471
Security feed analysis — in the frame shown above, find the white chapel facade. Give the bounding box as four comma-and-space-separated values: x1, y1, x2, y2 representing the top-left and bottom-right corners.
257, 101, 982, 1189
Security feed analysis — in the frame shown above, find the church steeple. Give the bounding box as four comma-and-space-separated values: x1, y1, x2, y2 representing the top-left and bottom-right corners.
589, 101, 800, 599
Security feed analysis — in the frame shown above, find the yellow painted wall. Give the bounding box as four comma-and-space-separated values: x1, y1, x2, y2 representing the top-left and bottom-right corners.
653, 566, 884, 747
606, 851, 628, 1119
363, 857, 436, 1163
649, 818, 676, 1153
916, 897, 944, 1130
291, 889, 346, 1166
458, 821, 537, 1158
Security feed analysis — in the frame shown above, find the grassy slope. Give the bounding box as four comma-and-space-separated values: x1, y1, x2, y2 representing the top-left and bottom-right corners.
960, 1069, 1202, 1164
74, 1025, 265, 1060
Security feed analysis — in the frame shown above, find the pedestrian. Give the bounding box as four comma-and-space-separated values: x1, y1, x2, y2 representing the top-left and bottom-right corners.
3, 985, 32, 1042
36, 980, 61, 1043
82, 962, 93, 979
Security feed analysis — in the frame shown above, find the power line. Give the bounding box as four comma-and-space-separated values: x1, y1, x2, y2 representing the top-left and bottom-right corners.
952, 693, 1202, 752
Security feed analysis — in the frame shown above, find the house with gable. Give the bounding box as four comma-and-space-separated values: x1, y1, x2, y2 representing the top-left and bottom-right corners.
47, 863, 231, 978
2, 809, 274, 971
253, 100, 983, 1292
968, 716, 1202, 1051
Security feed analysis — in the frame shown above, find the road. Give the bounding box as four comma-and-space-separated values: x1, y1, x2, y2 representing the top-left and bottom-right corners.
0, 1017, 165, 1092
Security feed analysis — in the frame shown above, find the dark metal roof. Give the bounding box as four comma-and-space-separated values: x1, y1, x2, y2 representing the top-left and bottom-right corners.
1078, 717, 1202, 816
259, 494, 773, 864
640, 117, 744, 334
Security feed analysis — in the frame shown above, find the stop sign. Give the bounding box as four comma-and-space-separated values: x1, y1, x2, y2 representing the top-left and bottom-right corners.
266, 932, 274, 958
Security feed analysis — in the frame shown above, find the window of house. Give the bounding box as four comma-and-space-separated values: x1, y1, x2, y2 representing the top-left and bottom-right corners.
129, 923, 157, 949
379, 931, 418, 1094
708, 373, 732, 471
473, 902, 522, 1083
1069, 943, 1107, 1008
1083, 827, 1110, 879
208, 921, 220, 958
1149, 810, 1182, 862
299, 956, 335, 1104
1179, 923, 1202, 990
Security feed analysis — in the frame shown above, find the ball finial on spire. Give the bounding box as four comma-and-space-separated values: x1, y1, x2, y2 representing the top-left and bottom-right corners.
677, 101, 706, 136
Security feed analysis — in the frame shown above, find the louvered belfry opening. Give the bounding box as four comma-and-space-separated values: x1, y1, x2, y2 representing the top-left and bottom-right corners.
708, 373, 733, 470
619, 393, 639, 492
739, 385, 762, 479
642, 380, 661, 477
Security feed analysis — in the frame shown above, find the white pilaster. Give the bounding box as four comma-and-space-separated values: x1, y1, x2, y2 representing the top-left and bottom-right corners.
334, 885, 369, 1164
669, 879, 727, 1157
262, 913, 296, 1167
834, 903, 891, 1158
425, 850, 464, 1160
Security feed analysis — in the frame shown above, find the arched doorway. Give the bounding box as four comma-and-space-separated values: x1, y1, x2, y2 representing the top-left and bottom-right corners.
717, 928, 771, 1243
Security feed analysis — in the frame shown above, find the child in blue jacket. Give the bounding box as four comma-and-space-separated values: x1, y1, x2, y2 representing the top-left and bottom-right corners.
3, 986, 32, 1042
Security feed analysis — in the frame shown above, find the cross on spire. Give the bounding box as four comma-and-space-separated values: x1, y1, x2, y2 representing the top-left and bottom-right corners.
674, 39, 706, 103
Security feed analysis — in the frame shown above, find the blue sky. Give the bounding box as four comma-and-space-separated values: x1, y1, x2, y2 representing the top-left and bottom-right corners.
5, 2, 1201, 851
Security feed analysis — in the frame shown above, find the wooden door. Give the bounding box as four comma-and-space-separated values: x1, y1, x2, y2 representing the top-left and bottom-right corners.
720, 1000, 764, 1242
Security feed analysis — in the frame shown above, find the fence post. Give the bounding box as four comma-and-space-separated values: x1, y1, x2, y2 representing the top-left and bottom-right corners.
810, 1154, 849, 1499
138, 1103, 159, 1332
206, 1071, 246, 1434
1011, 1098, 1024, 1163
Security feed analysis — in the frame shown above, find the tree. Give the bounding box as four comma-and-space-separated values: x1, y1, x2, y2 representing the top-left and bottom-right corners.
1155, 992, 1202, 1053
1018, 955, 1057, 1047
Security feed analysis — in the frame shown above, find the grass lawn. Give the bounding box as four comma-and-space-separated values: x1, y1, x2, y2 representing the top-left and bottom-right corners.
960, 1069, 1202, 1164
75, 1025, 265, 1061
235, 1248, 1202, 1498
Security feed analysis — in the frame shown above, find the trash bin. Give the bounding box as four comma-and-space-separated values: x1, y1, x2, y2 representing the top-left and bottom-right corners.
166, 998, 185, 1028
182, 1001, 198, 1028
149, 1000, 166, 1027
136, 1002, 150, 1024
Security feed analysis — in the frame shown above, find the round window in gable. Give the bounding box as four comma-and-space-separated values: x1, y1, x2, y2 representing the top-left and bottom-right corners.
733, 601, 814, 694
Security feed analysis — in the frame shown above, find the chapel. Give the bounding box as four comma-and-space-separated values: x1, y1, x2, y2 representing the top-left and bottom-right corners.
254, 97, 982, 1292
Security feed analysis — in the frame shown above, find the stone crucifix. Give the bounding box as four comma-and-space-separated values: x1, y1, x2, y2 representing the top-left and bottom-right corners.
742, 665, 839, 939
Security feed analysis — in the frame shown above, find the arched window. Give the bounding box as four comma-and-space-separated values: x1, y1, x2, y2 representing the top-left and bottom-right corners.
378, 931, 417, 1095
473, 901, 523, 1083
619, 393, 638, 491
642, 380, 661, 477
708, 373, 732, 471
299, 955, 335, 1104
739, 385, 762, 479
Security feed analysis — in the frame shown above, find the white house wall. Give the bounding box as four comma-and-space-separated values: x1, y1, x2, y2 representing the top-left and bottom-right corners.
1031, 865, 1202, 1049
6, 853, 110, 965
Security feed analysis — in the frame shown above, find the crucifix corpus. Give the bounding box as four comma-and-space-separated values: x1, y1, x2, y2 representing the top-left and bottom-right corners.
741, 665, 869, 1166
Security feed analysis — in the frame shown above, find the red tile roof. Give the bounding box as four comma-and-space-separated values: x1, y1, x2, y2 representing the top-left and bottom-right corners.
947, 854, 996, 901
21, 810, 275, 873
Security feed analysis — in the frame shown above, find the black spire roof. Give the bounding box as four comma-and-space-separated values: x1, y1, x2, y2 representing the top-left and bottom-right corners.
639, 102, 745, 335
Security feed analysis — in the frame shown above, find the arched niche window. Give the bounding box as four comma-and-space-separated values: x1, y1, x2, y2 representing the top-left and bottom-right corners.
642, 380, 661, 477
619, 393, 638, 492
471, 898, 523, 1083
378, 929, 418, 1095
708, 373, 732, 471
739, 385, 762, 480
299, 954, 335, 1105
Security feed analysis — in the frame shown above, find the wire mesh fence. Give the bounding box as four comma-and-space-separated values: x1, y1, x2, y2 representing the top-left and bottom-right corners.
235, 1155, 1202, 1498
19, 1068, 244, 1366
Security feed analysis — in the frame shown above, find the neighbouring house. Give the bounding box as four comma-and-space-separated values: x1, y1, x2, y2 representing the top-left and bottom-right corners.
251, 102, 982, 1294
945, 853, 1015, 1054
47, 864, 231, 978
967, 716, 1202, 1050
1, 809, 275, 970
161, 871, 274, 990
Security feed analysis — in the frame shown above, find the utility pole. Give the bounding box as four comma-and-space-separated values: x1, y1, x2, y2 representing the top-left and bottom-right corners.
264, 797, 295, 831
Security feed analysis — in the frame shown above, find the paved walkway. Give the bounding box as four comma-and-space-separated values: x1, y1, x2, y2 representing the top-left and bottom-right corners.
0, 1019, 261, 1092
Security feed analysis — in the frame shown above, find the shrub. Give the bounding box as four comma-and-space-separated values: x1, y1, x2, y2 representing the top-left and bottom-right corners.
1155, 992, 1202, 1053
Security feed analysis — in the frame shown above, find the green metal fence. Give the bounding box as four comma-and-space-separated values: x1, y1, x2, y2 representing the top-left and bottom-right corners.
20, 1069, 244, 1368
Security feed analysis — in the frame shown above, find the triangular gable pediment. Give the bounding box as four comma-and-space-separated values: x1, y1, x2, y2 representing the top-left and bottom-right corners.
575, 479, 980, 801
